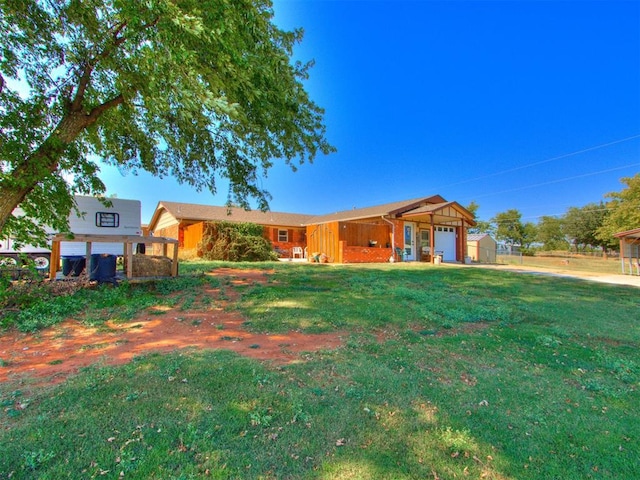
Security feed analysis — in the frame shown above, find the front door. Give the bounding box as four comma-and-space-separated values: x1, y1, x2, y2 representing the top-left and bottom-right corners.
404, 222, 416, 261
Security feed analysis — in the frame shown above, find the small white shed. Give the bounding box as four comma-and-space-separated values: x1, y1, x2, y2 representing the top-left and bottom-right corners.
466, 233, 497, 263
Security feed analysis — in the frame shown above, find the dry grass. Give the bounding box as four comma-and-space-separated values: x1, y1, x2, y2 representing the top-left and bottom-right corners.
497, 252, 622, 275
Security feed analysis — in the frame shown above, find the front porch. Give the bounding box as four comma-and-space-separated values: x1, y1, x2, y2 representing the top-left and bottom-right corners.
304, 197, 476, 264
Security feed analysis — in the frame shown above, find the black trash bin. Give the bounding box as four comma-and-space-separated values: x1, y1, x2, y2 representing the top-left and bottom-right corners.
62, 256, 86, 276
90, 254, 117, 284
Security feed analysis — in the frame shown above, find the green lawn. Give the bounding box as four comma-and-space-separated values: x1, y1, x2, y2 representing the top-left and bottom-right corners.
1, 261, 638, 479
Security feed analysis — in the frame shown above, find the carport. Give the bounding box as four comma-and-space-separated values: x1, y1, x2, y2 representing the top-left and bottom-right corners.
614, 228, 640, 275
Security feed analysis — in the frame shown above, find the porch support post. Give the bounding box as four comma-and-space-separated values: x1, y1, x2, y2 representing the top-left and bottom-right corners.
49, 239, 60, 280
430, 214, 435, 264
458, 220, 465, 262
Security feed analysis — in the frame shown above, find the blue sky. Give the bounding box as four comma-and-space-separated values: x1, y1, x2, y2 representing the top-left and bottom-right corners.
99, 0, 640, 225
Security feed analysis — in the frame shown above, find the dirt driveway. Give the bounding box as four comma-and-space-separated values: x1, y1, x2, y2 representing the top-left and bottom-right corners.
0, 268, 345, 389
459, 262, 640, 288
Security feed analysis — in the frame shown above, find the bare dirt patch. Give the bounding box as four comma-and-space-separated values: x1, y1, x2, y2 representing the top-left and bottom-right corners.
0, 268, 345, 389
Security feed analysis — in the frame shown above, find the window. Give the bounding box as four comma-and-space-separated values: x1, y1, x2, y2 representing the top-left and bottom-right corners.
420, 230, 430, 249
96, 212, 119, 228
278, 229, 288, 242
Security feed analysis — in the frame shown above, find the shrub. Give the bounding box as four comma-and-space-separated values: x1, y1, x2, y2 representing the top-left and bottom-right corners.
199, 221, 278, 262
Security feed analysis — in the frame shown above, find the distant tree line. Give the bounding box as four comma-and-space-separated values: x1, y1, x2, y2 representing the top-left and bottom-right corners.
467, 173, 640, 255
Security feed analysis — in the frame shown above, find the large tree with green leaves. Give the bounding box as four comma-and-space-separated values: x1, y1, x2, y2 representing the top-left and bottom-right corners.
465, 201, 493, 235
520, 221, 538, 250
597, 174, 640, 242
0, 0, 334, 246
492, 209, 524, 248
536, 215, 568, 251
562, 202, 613, 253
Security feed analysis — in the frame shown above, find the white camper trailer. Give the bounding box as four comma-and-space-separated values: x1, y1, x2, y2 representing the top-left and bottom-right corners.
0, 196, 142, 271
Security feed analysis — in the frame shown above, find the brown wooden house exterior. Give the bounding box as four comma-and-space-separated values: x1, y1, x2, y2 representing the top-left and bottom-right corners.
147, 195, 475, 264
304, 195, 476, 264
147, 202, 311, 258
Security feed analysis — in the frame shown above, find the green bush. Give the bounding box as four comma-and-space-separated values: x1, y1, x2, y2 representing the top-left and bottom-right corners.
199, 221, 278, 262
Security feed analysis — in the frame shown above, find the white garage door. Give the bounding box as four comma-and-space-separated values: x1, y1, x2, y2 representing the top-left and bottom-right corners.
435, 227, 456, 261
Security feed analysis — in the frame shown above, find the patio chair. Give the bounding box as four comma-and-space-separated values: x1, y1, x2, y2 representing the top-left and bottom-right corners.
292, 246, 304, 259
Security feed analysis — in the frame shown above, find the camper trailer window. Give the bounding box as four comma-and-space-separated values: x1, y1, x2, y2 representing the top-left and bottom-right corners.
96, 212, 120, 228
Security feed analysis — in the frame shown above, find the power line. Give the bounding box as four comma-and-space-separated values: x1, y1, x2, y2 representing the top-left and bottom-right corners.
469, 162, 640, 200
437, 133, 640, 190
462, 162, 639, 225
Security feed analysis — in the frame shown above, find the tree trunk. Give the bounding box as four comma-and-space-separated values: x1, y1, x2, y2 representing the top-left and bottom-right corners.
0, 96, 123, 235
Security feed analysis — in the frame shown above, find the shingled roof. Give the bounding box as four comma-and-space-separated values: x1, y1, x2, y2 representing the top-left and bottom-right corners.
304, 195, 448, 224
151, 201, 314, 227
149, 194, 474, 229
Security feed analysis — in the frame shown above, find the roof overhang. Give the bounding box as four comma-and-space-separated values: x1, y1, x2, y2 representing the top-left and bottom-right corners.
147, 202, 169, 231
395, 201, 477, 227
614, 227, 640, 240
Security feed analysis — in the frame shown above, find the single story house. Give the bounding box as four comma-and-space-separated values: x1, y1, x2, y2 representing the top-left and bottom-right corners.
466, 233, 497, 263
304, 195, 475, 264
613, 228, 640, 275
147, 195, 476, 264
148, 202, 312, 257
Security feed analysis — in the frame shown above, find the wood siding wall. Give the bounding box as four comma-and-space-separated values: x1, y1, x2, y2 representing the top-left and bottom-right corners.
183, 222, 204, 250
343, 222, 392, 248
181, 223, 308, 258
150, 224, 179, 255
154, 211, 178, 231
306, 222, 340, 262
307, 219, 401, 263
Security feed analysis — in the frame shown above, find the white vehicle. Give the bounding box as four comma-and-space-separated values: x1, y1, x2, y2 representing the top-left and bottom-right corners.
0, 196, 142, 271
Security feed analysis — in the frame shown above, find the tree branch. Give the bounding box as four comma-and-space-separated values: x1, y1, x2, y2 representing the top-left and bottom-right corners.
112, 20, 128, 42
70, 63, 93, 112
70, 28, 125, 112
69, 17, 157, 113
88, 94, 124, 123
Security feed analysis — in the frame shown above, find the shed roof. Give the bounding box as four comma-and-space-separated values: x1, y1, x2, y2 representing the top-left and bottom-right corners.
613, 227, 640, 239
467, 233, 494, 242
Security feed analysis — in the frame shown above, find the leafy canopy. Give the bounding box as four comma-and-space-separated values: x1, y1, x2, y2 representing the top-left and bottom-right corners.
0, 0, 334, 244
491, 209, 525, 246
536, 215, 568, 251
465, 201, 494, 235
597, 174, 640, 241
562, 202, 613, 252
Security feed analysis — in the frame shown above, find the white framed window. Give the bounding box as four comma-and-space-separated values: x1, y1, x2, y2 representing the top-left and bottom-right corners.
96, 212, 119, 228
278, 229, 288, 242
